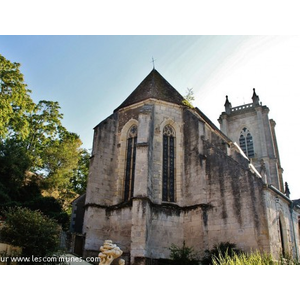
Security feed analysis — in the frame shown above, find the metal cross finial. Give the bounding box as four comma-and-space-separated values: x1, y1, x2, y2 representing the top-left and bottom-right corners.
151, 57, 156, 69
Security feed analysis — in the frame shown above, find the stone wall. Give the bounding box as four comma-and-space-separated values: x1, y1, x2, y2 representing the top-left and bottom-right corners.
83, 99, 299, 263
83, 205, 132, 260
86, 114, 118, 206
219, 104, 282, 191
180, 110, 271, 255
263, 187, 299, 260
150, 101, 184, 205
203, 141, 270, 253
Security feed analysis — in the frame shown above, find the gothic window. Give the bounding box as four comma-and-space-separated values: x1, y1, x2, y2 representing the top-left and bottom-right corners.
162, 125, 175, 202
124, 125, 137, 201
279, 217, 285, 257
239, 127, 254, 158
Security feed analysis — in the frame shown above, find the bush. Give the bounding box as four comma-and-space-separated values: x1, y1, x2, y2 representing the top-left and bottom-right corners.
201, 242, 242, 265
26, 195, 70, 230
212, 250, 276, 265
211, 249, 300, 265
169, 241, 200, 265
1, 207, 61, 261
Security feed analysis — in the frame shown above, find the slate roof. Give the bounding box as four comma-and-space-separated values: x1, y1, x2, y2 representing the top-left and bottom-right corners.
114, 69, 184, 111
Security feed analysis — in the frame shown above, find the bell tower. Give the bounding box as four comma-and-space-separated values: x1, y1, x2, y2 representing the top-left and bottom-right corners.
218, 89, 284, 192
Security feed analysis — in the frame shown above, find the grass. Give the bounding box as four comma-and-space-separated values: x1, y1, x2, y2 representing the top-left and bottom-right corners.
212, 250, 299, 265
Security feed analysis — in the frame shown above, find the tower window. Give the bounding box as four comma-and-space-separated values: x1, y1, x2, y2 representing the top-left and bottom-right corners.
124, 125, 137, 201
239, 128, 254, 158
162, 125, 175, 202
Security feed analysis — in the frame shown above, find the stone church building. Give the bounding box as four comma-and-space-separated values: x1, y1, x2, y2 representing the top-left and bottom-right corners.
81, 69, 300, 264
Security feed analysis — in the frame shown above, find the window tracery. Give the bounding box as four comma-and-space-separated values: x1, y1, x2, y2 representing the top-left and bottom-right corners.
162, 125, 175, 202
239, 127, 254, 158
124, 125, 137, 201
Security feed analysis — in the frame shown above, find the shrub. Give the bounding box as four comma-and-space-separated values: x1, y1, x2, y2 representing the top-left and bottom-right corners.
26, 195, 70, 230
211, 250, 300, 265
169, 241, 200, 265
201, 242, 242, 265
212, 250, 275, 265
1, 207, 60, 261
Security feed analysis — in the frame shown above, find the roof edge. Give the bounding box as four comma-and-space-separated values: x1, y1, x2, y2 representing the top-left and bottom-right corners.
114, 69, 185, 112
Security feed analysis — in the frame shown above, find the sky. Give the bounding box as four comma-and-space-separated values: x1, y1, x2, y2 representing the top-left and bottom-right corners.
0, 35, 300, 199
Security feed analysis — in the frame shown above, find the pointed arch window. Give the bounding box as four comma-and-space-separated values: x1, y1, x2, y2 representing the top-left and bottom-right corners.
124, 125, 137, 201
163, 125, 175, 202
279, 217, 286, 257
239, 128, 254, 158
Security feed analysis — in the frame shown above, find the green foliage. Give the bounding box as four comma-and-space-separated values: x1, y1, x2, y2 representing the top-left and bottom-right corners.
277, 253, 299, 265
26, 196, 70, 231
0, 138, 70, 229
0, 139, 32, 206
201, 242, 242, 265
0, 53, 89, 224
69, 148, 90, 195
25, 101, 86, 202
212, 250, 278, 265
1, 207, 60, 260
41, 131, 82, 192
25, 100, 68, 170
0, 54, 86, 261
182, 87, 195, 108
30, 100, 64, 139
0, 54, 35, 139
169, 241, 200, 265
207, 246, 299, 265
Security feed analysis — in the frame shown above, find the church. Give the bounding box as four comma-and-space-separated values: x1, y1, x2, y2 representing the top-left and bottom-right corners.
80, 68, 300, 264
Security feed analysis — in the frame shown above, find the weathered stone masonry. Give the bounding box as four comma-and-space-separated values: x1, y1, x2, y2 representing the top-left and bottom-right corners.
82, 69, 300, 263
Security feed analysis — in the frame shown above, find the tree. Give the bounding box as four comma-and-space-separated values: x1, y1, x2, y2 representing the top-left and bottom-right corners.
69, 148, 90, 195
182, 87, 195, 108
1, 55, 85, 196
0, 139, 32, 207
0, 54, 35, 140
24, 100, 65, 169
41, 131, 82, 192
23, 100, 85, 200
0, 138, 70, 230
1, 207, 60, 260
0, 53, 88, 228
26, 196, 70, 231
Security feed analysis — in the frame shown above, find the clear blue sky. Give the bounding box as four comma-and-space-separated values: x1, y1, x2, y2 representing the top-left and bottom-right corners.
1, 35, 300, 198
